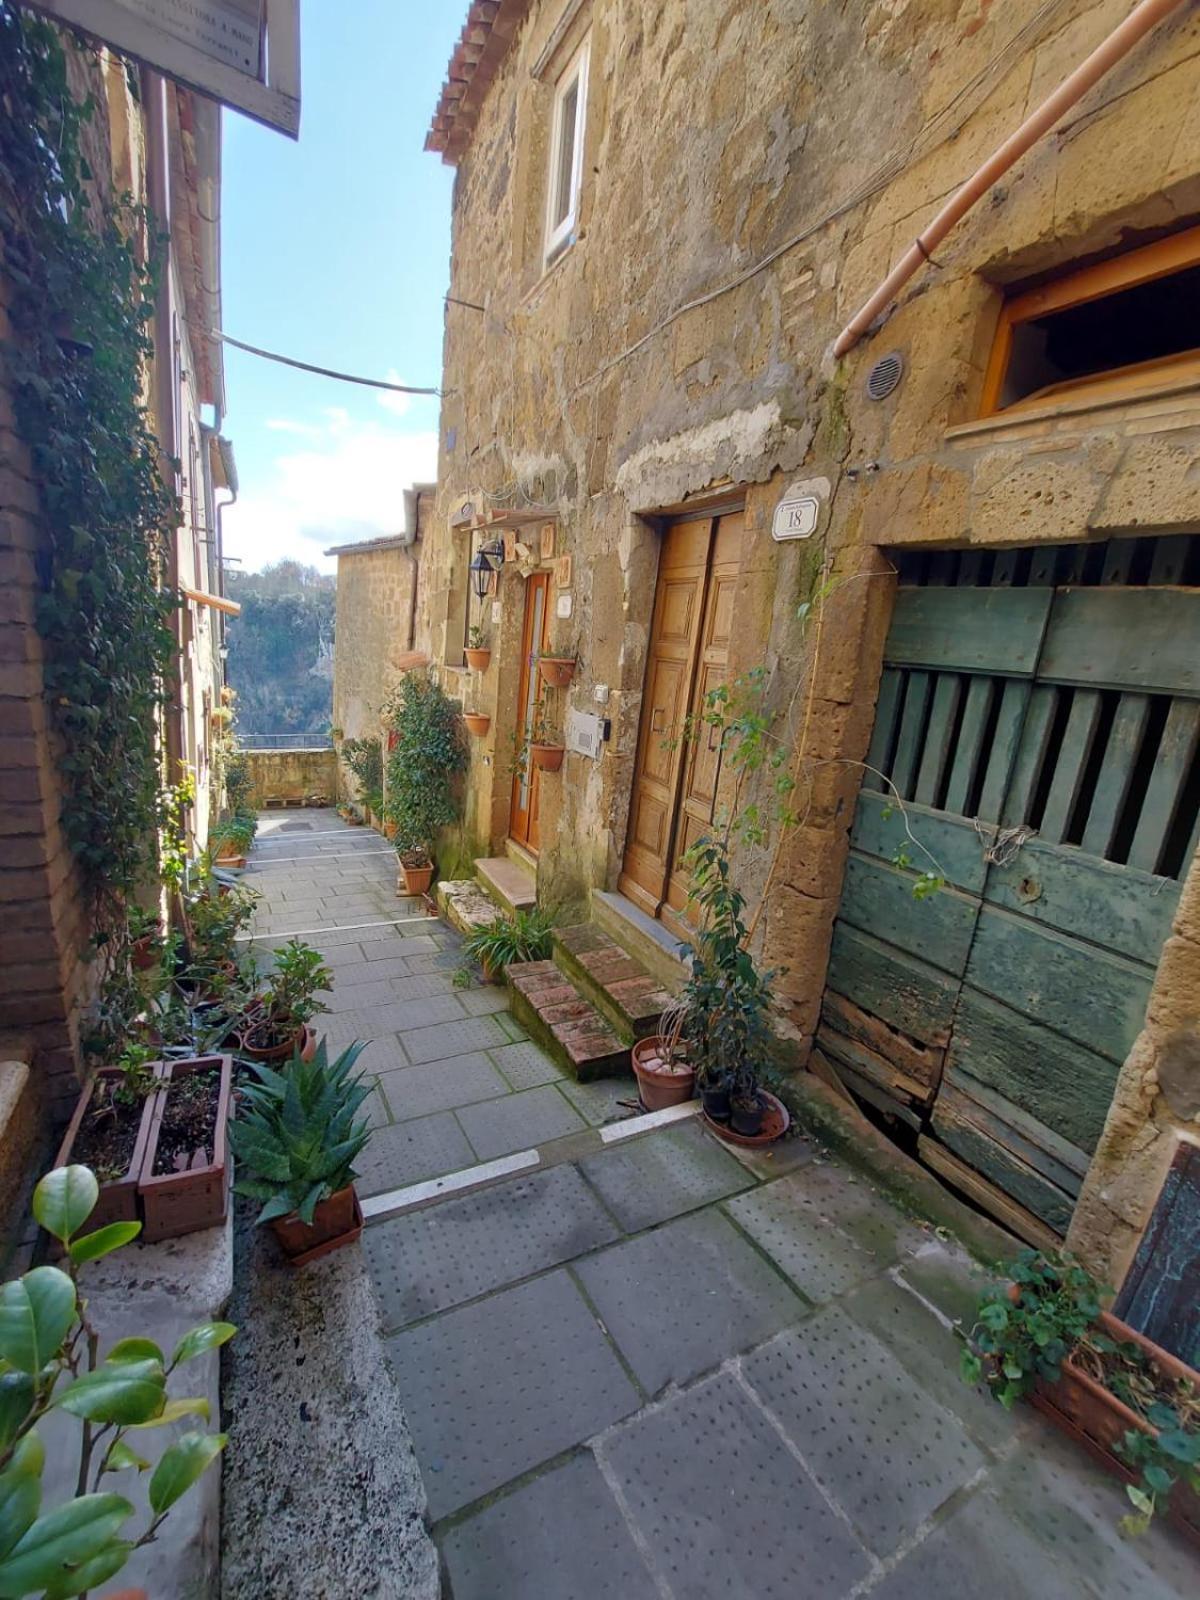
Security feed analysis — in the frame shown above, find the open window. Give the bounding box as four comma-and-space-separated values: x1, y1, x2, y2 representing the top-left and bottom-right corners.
544, 37, 589, 266
981, 225, 1200, 417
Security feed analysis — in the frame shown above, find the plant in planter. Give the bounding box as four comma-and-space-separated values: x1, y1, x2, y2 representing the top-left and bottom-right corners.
127, 904, 164, 971
239, 939, 332, 1062
339, 735, 384, 822
0, 1164, 233, 1598
383, 673, 467, 894
139, 1054, 233, 1242
182, 876, 257, 996
463, 908, 555, 982
536, 643, 576, 688
230, 1040, 372, 1266
463, 709, 491, 738
56, 1045, 163, 1227
527, 707, 565, 772
961, 1249, 1200, 1541
211, 809, 256, 866
464, 624, 492, 673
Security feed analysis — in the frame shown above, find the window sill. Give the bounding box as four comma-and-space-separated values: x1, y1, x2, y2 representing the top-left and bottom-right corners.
522, 232, 581, 308
948, 370, 1200, 443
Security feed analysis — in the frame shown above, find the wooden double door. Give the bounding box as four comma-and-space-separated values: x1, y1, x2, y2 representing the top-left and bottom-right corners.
619, 511, 743, 934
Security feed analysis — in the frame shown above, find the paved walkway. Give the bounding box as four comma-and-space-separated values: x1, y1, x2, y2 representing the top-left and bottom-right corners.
244, 811, 1197, 1600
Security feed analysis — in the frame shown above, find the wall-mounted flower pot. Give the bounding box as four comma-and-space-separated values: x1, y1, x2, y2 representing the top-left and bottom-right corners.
631, 1036, 694, 1111
270, 1183, 364, 1268
399, 860, 436, 896
239, 1018, 318, 1064
139, 1054, 232, 1243
55, 1067, 164, 1228
537, 656, 575, 689
464, 712, 492, 737
465, 647, 492, 673
529, 742, 565, 772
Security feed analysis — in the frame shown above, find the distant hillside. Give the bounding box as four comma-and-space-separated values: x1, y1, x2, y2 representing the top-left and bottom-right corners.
224, 560, 335, 738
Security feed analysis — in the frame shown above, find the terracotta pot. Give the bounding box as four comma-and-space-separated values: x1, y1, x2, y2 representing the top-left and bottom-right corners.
1025, 1307, 1200, 1547
529, 742, 565, 772
131, 935, 159, 971
382, 820, 398, 840
705, 1089, 790, 1147
54, 1067, 163, 1229
464, 712, 492, 737
537, 656, 576, 688
239, 1020, 317, 1064
399, 861, 436, 896
464, 647, 492, 673
139, 1054, 232, 1243
631, 1035, 695, 1111
270, 1184, 364, 1268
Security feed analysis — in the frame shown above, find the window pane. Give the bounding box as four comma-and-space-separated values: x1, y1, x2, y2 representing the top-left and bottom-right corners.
552, 79, 579, 230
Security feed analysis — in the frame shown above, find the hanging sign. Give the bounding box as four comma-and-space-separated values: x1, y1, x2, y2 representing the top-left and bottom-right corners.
25, 0, 301, 137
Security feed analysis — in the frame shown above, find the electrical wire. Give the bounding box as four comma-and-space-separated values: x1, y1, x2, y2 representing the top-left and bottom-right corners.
207, 329, 441, 395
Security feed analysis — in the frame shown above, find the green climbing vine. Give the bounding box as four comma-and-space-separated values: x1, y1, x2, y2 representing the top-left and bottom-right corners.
0, 5, 178, 922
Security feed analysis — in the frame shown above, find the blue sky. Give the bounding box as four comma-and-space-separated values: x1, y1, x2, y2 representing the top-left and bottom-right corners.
219, 2, 463, 573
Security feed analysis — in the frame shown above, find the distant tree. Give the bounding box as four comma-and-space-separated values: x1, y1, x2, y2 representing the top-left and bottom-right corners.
224, 562, 336, 735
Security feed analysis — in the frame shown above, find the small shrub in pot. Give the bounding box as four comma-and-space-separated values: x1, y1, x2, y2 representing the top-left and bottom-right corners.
240, 939, 332, 1061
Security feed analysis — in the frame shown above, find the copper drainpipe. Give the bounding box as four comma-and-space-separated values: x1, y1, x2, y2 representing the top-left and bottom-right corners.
833, 0, 1191, 357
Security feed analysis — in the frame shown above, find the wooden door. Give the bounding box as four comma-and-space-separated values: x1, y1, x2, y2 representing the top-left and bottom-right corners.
510, 571, 552, 852
820, 536, 1200, 1244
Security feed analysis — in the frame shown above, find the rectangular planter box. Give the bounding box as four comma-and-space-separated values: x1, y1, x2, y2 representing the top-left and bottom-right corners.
1031, 1308, 1199, 1548
269, 1183, 363, 1268
55, 1066, 163, 1229
138, 1054, 233, 1244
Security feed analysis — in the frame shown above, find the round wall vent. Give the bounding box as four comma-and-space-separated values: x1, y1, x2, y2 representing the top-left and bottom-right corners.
866, 351, 904, 401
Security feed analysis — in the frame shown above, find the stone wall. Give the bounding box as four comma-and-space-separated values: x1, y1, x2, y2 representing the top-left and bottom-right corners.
331, 542, 419, 749
418, 0, 1200, 1271
244, 748, 339, 810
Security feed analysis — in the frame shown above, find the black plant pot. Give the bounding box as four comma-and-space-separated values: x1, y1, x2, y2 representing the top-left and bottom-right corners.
701, 1084, 732, 1123
730, 1094, 765, 1138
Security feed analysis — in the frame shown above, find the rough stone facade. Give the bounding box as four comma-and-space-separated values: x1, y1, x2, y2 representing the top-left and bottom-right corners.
409, 0, 1200, 1278
244, 748, 339, 810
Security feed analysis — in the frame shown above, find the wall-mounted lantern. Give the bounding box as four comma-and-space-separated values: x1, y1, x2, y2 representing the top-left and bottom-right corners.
469, 539, 506, 602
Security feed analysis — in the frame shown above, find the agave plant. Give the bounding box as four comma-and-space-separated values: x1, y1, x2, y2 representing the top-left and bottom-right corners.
229, 1040, 372, 1226
463, 908, 555, 975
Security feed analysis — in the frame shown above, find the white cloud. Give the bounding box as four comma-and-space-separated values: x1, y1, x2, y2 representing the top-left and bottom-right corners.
223, 416, 438, 574
376, 372, 415, 419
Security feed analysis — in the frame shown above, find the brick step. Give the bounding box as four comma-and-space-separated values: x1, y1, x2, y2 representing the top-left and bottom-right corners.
506, 961, 631, 1083
552, 924, 674, 1046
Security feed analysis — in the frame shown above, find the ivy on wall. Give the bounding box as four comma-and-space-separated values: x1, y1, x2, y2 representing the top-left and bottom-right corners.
0, 6, 178, 920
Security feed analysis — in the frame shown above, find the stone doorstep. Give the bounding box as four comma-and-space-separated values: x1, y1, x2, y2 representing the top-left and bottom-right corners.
552, 924, 673, 1044
437, 879, 501, 939
474, 855, 537, 915
507, 960, 630, 1083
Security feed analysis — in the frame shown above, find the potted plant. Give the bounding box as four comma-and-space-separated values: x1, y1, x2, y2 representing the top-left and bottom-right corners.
138, 1053, 233, 1242
384, 673, 467, 896
536, 645, 575, 689
463, 907, 554, 983
339, 735, 384, 825
127, 904, 164, 971
528, 708, 565, 773
239, 939, 332, 1062
230, 1040, 372, 1267
182, 876, 257, 997
212, 810, 255, 867
630, 1001, 695, 1112
961, 1250, 1199, 1544
0, 1165, 233, 1598
463, 710, 491, 738
55, 1045, 163, 1227
465, 624, 492, 673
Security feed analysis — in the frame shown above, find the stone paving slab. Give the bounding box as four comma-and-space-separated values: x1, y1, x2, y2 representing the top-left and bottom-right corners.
741, 1305, 985, 1556
397, 1012, 511, 1063
456, 1083, 587, 1160
375, 1052, 510, 1123
559, 1074, 638, 1126
457, 984, 510, 1016
579, 1120, 752, 1232
784, 1159, 933, 1263
366, 1162, 623, 1328
574, 1209, 809, 1397
366, 932, 439, 956
324, 994, 466, 1043
601, 1370, 871, 1597
386, 1270, 639, 1519
322, 972, 457, 1012
441, 1452, 659, 1600
488, 1039, 564, 1091
355, 1110, 477, 1197
723, 1178, 878, 1302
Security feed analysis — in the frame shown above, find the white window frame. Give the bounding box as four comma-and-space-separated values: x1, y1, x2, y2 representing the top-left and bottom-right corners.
543, 37, 590, 266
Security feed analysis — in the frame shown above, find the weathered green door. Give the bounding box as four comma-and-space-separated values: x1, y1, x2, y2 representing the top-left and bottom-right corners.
820, 538, 1200, 1240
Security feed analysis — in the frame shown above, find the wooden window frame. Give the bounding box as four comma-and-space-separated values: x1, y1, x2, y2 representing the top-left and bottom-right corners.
980, 224, 1200, 418
543, 36, 590, 267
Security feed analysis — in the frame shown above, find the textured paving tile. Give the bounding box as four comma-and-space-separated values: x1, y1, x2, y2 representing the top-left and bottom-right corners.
603, 1371, 870, 1596
375, 1053, 510, 1123
357, 1111, 476, 1196
559, 1075, 637, 1126
782, 1160, 932, 1262
323, 973, 454, 1012
488, 1040, 564, 1091
579, 1121, 752, 1232
362, 1083, 392, 1129
441, 1453, 659, 1600
457, 1085, 586, 1160
491, 1011, 530, 1042
723, 1179, 876, 1302
311, 924, 406, 949
366, 1162, 622, 1329
870, 1489, 1084, 1600
575, 1210, 807, 1396
324, 955, 413, 990
456, 985, 510, 1016
324, 995, 465, 1044
386, 1271, 639, 1518
741, 1305, 984, 1555
402, 949, 465, 975
397, 1013, 511, 1064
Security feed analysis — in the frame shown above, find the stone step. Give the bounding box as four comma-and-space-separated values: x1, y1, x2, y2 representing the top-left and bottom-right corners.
436, 880, 500, 938
552, 924, 674, 1045
475, 855, 537, 915
506, 961, 631, 1083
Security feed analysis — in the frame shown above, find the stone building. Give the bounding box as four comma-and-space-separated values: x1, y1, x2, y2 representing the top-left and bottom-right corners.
413, 0, 1199, 1350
